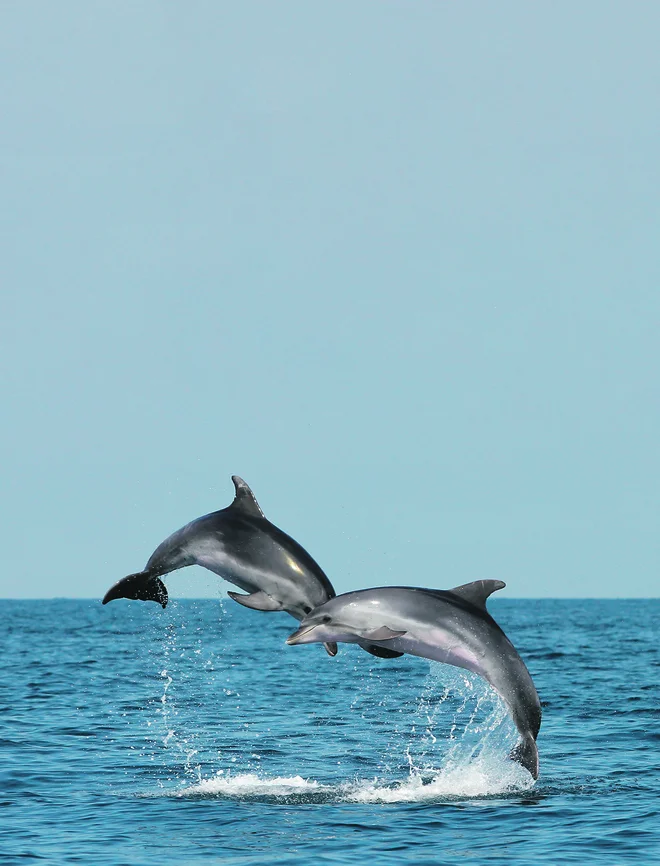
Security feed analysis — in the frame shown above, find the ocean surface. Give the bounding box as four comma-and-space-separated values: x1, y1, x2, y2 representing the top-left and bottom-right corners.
2, 597, 658, 864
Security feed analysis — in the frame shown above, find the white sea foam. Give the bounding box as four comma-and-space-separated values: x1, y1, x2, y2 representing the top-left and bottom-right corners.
149, 649, 535, 804
345, 758, 533, 803
172, 757, 533, 802
176, 772, 327, 798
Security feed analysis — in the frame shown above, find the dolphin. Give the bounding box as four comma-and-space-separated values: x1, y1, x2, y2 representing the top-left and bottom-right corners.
101, 476, 400, 660
286, 581, 542, 778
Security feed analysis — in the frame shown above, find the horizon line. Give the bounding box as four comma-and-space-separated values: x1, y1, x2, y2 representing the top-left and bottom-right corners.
1, 595, 658, 602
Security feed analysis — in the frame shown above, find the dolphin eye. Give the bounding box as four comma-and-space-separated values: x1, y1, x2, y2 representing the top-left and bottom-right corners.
321, 615, 332, 624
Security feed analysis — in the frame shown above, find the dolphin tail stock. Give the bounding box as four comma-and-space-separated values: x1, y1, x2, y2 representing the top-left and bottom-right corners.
102, 571, 168, 608
509, 733, 539, 780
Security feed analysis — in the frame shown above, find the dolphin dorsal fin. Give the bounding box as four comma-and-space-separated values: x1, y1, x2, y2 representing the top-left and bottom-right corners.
230, 475, 265, 518
448, 579, 506, 609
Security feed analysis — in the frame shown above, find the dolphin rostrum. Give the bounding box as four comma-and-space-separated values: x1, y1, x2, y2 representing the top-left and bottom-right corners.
286, 581, 542, 778
102, 476, 399, 660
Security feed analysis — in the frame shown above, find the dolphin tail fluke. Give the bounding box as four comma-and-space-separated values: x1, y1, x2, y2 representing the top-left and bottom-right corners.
102, 571, 168, 608
510, 733, 539, 780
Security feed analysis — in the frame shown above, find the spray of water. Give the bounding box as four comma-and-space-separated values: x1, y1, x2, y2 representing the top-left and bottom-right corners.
119, 594, 535, 801
134, 602, 229, 787
142, 650, 533, 802
350, 663, 532, 801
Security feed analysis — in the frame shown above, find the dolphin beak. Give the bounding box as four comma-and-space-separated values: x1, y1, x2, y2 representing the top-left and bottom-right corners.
286, 623, 319, 645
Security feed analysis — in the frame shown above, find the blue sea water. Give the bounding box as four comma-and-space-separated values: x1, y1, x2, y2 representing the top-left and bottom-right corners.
1, 597, 658, 865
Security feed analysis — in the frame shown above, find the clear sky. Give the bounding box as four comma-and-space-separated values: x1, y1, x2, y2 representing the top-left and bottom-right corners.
2, 2, 658, 599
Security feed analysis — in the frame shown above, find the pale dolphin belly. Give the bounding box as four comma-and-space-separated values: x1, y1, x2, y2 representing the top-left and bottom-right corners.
191, 541, 321, 620
370, 629, 485, 678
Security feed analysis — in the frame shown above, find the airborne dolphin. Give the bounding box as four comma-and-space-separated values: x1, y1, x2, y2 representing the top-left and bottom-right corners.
286, 581, 542, 778
101, 476, 398, 660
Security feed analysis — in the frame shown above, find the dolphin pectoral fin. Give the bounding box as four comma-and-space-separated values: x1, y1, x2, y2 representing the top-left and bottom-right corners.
102, 572, 168, 608
361, 643, 404, 659
323, 642, 338, 657
510, 733, 539, 780
360, 627, 407, 641
227, 590, 282, 611
448, 579, 506, 610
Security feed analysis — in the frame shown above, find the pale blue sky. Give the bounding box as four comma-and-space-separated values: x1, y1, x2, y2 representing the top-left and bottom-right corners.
2, 2, 658, 599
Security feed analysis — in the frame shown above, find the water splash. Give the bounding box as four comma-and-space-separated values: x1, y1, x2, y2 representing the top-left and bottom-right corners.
399, 663, 518, 776
152, 659, 533, 802
167, 759, 532, 803
174, 772, 325, 800
347, 762, 532, 802
134, 600, 230, 785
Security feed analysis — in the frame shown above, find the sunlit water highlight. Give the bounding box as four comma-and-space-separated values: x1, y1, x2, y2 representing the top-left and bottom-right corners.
2, 598, 658, 864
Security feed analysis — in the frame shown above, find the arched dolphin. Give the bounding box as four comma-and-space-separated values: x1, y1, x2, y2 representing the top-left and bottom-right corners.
286, 581, 542, 778
102, 476, 399, 660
